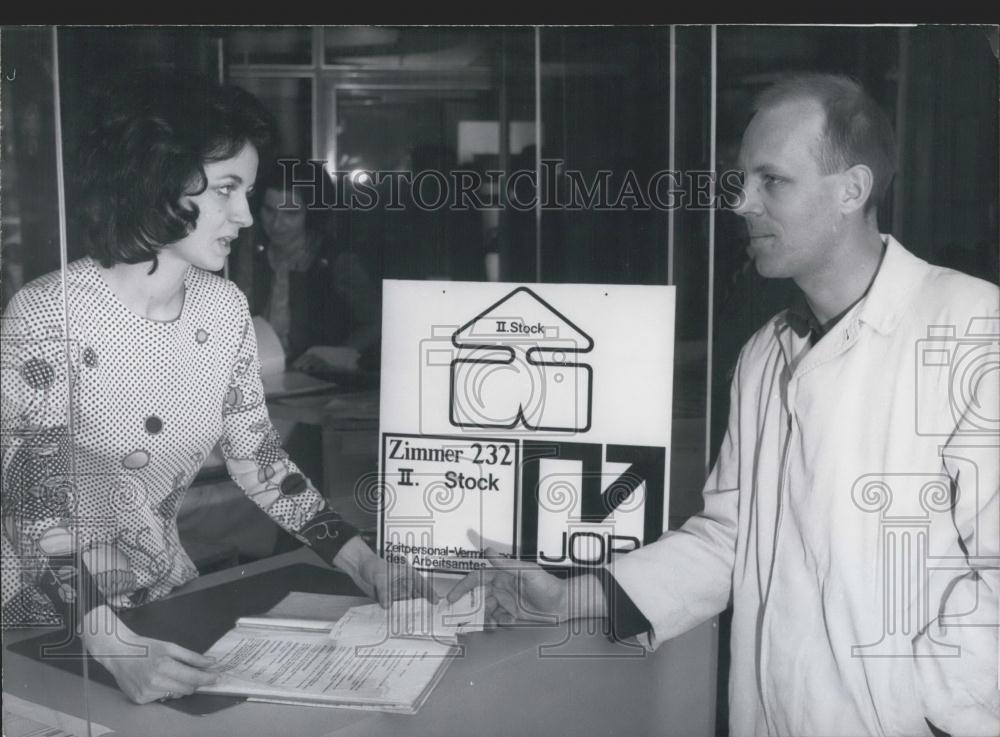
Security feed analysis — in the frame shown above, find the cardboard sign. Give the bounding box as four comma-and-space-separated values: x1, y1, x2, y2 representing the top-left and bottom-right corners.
378, 281, 674, 572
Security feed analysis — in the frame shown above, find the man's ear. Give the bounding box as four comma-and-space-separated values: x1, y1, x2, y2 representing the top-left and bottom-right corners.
839, 164, 873, 215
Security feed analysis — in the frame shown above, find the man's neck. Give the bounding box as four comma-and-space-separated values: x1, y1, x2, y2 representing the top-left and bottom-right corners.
797, 227, 886, 325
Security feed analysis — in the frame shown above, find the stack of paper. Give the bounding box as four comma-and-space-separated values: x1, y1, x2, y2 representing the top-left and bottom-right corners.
330, 589, 485, 647
197, 589, 484, 714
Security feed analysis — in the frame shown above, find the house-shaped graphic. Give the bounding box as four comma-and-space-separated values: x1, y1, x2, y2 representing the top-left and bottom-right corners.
449, 287, 594, 432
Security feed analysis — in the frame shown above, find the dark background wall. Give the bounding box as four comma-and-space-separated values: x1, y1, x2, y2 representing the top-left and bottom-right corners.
3, 25, 996, 508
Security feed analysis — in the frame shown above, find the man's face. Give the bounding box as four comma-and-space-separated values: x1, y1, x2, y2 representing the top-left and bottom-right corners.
734, 99, 845, 282
260, 187, 308, 250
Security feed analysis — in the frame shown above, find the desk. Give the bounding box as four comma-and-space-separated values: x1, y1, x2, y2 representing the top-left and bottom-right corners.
4, 549, 718, 737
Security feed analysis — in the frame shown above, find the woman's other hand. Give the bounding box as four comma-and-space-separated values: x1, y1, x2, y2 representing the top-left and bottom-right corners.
82, 606, 220, 704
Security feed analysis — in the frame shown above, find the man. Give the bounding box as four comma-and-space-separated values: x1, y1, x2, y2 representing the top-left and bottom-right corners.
449, 74, 999, 736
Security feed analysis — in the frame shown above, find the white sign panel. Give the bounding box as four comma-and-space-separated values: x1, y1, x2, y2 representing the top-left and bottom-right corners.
379, 281, 674, 573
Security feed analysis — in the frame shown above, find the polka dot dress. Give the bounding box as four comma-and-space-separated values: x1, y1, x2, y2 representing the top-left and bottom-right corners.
1, 258, 347, 627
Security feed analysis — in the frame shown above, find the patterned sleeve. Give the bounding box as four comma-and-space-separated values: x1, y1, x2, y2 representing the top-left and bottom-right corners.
219, 287, 359, 564
1, 286, 107, 629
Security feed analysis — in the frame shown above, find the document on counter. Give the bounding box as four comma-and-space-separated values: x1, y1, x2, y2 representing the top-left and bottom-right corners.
263, 591, 370, 621
2, 693, 113, 737
196, 590, 485, 714
330, 587, 486, 646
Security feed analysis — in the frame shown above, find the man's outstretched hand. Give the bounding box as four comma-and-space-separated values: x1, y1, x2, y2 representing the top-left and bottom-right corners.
446, 547, 568, 625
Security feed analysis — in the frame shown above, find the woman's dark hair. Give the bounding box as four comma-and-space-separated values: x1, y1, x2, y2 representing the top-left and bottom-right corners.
78, 70, 275, 269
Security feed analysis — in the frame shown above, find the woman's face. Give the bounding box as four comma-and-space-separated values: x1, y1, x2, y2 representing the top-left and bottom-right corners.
164, 143, 259, 272
260, 187, 308, 249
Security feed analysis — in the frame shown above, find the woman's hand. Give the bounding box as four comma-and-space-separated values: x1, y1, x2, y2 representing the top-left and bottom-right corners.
83, 606, 220, 704
333, 536, 436, 608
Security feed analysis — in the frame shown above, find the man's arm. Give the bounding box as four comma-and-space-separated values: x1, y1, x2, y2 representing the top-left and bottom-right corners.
605, 352, 744, 645
451, 353, 746, 639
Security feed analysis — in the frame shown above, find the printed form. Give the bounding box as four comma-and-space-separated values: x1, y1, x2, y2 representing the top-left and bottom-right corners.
197, 588, 485, 712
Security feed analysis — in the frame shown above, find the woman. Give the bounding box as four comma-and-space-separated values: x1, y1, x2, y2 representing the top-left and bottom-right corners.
0, 72, 429, 704
244, 161, 381, 367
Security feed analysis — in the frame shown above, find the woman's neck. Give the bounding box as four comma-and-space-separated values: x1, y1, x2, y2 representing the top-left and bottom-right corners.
97, 254, 189, 321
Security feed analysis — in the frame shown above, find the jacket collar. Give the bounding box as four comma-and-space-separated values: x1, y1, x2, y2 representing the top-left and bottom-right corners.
774, 235, 927, 347
854, 235, 927, 336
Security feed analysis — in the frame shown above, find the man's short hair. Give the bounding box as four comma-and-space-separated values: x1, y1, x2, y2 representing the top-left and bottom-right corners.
753, 73, 897, 213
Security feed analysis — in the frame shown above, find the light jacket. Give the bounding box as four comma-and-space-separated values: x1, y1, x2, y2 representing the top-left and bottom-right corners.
612, 236, 999, 736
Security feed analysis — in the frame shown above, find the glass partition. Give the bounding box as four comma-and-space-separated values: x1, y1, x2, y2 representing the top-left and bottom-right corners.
537, 26, 713, 523
3, 25, 996, 736
228, 27, 313, 66
1, 24, 94, 734
2, 28, 62, 295
2, 26, 228, 733
238, 76, 313, 158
